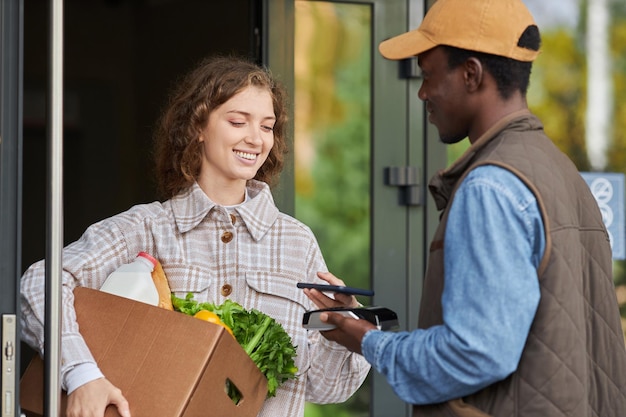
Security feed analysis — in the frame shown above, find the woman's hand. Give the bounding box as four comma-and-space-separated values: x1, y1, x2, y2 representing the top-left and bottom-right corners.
66, 378, 130, 417
302, 271, 374, 354
302, 271, 361, 309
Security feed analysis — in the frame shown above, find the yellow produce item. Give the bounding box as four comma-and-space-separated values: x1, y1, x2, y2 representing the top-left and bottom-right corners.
194, 309, 235, 336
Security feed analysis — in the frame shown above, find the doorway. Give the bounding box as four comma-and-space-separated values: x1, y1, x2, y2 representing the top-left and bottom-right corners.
19, 0, 264, 394
21, 0, 264, 271
5, 1, 440, 416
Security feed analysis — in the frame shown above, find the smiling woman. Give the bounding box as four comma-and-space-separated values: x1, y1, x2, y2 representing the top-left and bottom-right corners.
19, 54, 370, 417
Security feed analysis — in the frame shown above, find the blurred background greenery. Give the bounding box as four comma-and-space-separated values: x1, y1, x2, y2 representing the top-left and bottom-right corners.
448, 0, 626, 339
295, 1, 626, 416
295, 2, 372, 415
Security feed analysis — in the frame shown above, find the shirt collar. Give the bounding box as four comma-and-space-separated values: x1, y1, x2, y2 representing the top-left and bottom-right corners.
171, 180, 279, 241
428, 110, 537, 211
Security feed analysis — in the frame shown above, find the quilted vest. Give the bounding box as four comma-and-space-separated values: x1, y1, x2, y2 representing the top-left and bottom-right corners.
413, 110, 626, 417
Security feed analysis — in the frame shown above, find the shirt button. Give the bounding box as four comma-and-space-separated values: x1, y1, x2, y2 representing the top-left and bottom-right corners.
221, 231, 233, 243
221, 284, 232, 296
230, 214, 236, 225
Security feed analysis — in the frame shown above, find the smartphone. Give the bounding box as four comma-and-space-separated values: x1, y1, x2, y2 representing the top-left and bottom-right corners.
296, 282, 374, 297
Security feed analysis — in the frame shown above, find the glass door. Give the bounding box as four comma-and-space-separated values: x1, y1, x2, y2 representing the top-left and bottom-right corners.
294, 3, 372, 415
287, 1, 444, 416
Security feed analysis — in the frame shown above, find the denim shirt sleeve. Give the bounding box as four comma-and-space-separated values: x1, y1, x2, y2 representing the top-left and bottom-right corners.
361, 165, 544, 404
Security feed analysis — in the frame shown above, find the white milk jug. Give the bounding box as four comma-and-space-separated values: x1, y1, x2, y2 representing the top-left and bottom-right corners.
100, 252, 159, 305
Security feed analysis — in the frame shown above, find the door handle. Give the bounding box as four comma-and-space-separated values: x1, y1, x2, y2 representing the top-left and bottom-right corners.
384, 166, 422, 206
2, 315, 16, 417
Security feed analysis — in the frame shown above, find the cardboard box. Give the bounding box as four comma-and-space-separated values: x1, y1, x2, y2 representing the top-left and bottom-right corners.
20, 287, 267, 417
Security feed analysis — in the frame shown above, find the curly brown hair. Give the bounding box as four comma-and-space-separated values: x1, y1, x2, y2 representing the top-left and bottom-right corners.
153, 55, 289, 199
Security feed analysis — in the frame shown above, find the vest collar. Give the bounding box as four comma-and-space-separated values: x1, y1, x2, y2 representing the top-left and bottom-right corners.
428, 110, 533, 211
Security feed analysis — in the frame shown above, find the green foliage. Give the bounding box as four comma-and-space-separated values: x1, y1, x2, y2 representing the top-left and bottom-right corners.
446, 141, 471, 166
528, 28, 590, 171
528, 13, 626, 316
448, 6, 626, 329
294, 3, 372, 415
607, 9, 626, 174
294, 3, 371, 292
298, 2, 626, 415
171, 293, 298, 399
303, 375, 371, 417
609, 15, 626, 297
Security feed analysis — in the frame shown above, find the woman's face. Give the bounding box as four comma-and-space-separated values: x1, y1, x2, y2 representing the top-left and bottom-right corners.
198, 85, 275, 186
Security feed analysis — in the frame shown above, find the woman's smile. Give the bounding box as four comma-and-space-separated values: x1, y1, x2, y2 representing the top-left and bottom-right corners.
233, 149, 259, 163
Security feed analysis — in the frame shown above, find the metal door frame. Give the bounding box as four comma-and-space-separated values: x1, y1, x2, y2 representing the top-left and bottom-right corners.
1, 1, 23, 416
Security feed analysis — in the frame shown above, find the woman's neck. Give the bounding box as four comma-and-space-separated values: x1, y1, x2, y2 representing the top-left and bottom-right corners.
198, 178, 247, 206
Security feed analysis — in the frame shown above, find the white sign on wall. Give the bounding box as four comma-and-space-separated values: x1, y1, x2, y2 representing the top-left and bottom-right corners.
581, 172, 625, 260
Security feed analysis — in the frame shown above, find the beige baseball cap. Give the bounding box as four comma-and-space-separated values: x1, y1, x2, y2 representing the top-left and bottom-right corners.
379, 0, 540, 62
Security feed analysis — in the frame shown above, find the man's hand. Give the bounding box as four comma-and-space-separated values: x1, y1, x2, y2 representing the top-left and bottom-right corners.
66, 378, 130, 417
319, 311, 377, 355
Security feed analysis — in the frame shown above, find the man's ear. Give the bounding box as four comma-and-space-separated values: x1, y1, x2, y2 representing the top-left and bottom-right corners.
463, 57, 483, 92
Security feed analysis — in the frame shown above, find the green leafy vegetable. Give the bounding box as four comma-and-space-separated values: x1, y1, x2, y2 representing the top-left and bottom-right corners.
171, 293, 298, 398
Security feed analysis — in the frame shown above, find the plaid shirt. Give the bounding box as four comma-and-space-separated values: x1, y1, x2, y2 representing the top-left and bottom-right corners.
21, 180, 370, 416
